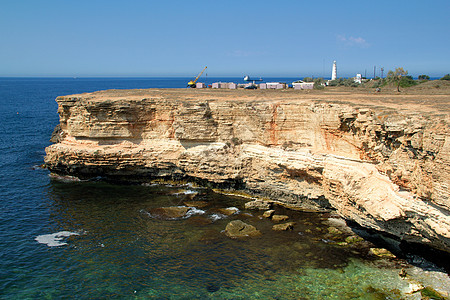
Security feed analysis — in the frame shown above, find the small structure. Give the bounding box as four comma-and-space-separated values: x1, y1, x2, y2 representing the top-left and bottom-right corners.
354, 74, 362, 84
293, 82, 314, 90
266, 82, 286, 89
196, 82, 206, 88
259, 83, 267, 89
212, 82, 237, 89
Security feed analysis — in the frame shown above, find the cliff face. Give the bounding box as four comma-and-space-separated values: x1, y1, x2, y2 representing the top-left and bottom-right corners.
45, 89, 450, 252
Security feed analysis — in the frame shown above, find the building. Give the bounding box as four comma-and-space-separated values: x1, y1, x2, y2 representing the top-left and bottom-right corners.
212, 82, 237, 89
266, 82, 286, 89
293, 82, 314, 90
331, 60, 337, 80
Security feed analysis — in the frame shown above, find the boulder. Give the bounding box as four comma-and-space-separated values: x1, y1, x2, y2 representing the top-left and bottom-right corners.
217, 207, 239, 216
244, 200, 271, 210
150, 206, 191, 219
262, 210, 275, 218
345, 235, 364, 244
272, 222, 296, 231
224, 220, 261, 238
369, 248, 396, 258
272, 215, 289, 222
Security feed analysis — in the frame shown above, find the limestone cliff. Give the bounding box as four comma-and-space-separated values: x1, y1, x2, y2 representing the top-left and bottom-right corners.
44, 89, 450, 252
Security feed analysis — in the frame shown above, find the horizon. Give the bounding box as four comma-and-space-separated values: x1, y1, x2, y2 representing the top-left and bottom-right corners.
1, 0, 449, 78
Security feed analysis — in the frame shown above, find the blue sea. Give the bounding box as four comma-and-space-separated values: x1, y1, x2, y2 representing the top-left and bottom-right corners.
0, 77, 448, 299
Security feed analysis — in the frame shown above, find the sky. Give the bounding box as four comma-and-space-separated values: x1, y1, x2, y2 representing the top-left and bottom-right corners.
1, 0, 449, 78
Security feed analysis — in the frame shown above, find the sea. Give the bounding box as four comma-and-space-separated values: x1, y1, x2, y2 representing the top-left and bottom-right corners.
0, 77, 449, 299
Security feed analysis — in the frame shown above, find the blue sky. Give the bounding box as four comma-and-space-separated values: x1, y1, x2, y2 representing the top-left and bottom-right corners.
1, 0, 449, 77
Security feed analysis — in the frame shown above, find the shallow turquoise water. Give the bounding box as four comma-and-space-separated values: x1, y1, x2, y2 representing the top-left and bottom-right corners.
0, 181, 425, 299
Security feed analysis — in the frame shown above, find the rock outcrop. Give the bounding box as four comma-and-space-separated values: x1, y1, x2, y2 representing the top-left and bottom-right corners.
44, 89, 450, 252
224, 220, 262, 238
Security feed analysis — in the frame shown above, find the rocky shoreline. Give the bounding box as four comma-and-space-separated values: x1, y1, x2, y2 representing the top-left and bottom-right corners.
44, 88, 450, 253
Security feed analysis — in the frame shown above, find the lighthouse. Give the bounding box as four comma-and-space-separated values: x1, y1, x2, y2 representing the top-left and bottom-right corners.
331, 61, 337, 80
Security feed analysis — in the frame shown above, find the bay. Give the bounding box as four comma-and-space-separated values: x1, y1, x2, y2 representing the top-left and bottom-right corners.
0, 77, 448, 299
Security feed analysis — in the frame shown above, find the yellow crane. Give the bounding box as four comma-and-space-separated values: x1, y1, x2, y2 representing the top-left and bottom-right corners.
187, 66, 207, 88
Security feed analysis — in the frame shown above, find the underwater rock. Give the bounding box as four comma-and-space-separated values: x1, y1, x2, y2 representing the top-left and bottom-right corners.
420, 286, 447, 299
272, 222, 296, 231
244, 200, 271, 210
272, 215, 289, 222
149, 206, 203, 219
206, 284, 220, 293
327, 226, 343, 235
224, 220, 261, 238
186, 215, 213, 226
345, 235, 364, 244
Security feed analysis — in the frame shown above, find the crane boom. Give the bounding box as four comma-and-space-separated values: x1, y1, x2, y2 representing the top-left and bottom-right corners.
188, 66, 207, 88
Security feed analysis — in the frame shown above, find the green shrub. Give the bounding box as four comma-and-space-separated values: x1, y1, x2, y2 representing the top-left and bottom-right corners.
418, 74, 430, 80
440, 74, 450, 80
313, 78, 325, 89
328, 80, 338, 86
399, 75, 417, 88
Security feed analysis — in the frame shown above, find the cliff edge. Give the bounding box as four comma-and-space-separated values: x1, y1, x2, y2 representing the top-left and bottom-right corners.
44, 88, 450, 252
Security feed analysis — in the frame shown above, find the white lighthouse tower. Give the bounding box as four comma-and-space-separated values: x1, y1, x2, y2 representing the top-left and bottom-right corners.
331, 60, 337, 80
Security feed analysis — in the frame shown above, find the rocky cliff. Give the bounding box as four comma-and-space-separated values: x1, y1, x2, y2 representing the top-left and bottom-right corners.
44, 88, 450, 252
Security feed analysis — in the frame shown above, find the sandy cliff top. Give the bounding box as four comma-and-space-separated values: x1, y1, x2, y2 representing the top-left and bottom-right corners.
62, 84, 450, 115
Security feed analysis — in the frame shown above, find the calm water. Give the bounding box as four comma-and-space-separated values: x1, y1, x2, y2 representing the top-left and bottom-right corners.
0, 77, 448, 299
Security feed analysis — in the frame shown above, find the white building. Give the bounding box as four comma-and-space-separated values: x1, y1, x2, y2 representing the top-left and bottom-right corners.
266, 82, 286, 89
293, 82, 314, 90
331, 61, 337, 80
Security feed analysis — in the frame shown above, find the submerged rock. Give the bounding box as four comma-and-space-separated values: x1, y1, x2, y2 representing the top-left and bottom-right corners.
272, 222, 296, 231
420, 286, 447, 299
245, 200, 271, 210
224, 220, 261, 238
272, 215, 289, 222
345, 235, 364, 244
186, 215, 213, 226
149, 206, 204, 219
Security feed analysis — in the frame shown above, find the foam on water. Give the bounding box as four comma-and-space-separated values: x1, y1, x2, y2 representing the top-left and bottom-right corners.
209, 213, 227, 222
172, 189, 198, 196
185, 207, 205, 218
35, 231, 80, 247
225, 207, 240, 215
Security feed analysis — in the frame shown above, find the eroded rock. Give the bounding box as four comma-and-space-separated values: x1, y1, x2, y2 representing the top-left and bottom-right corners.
245, 200, 272, 210
224, 220, 261, 238
262, 210, 275, 218
217, 207, 239, 216
272, 215, 289, 222
272, 222, 296, 231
